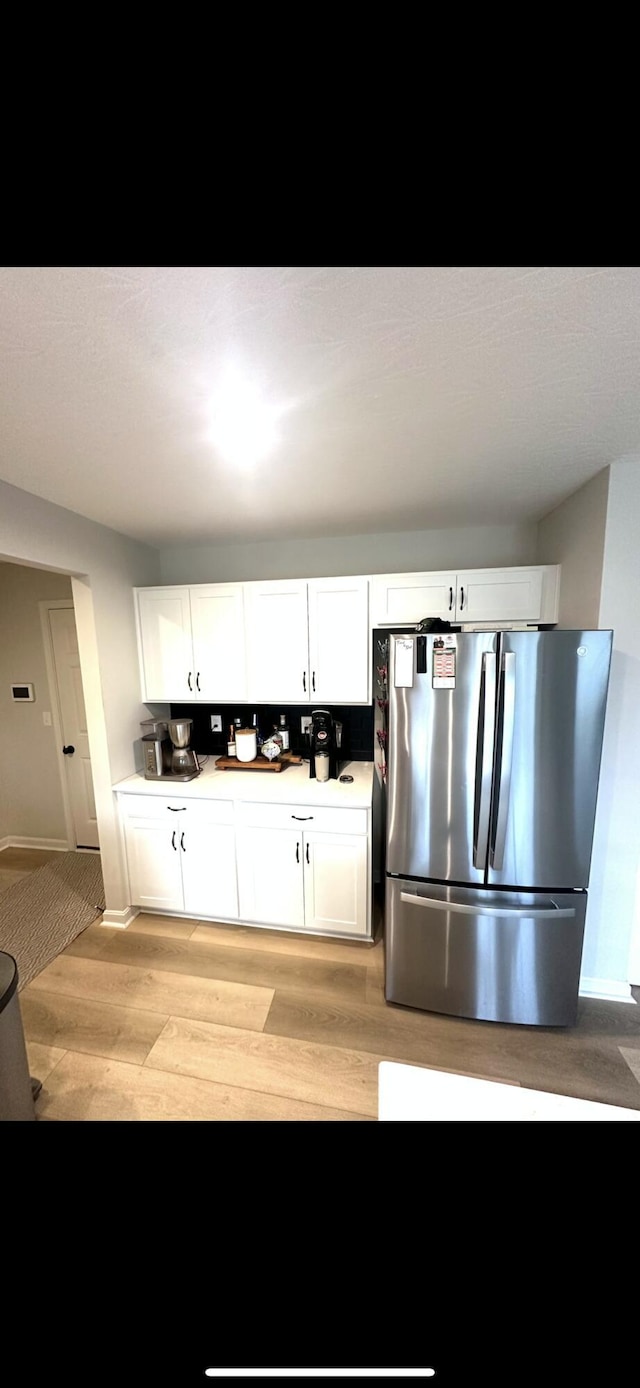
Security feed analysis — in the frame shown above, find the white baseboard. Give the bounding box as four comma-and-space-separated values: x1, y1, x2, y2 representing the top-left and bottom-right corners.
100, 906, 139, 929
0, 835, 69, 852
579, 976, 637, 1004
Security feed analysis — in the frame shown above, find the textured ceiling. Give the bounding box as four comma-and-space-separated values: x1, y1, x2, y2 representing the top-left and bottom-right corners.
1, 265, 640, 548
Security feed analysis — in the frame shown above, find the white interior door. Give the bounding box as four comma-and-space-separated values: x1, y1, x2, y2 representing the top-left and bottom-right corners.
49, 606, 99, 849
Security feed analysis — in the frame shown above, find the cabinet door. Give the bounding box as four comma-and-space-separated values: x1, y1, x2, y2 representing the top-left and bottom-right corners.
135, 588, 194, 701
456, 568, 544, 623
124, 817, 184, 911
308, 577, 370, 703
180, 820, 239, 920
303, 832, 369, 936
236, 827, 305, 927
371, 572, 457, 625
190, 585, 246, 702
244, 581, 309, 703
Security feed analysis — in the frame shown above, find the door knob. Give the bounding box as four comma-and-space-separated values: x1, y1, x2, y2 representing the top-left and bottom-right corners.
62, 745, 75, 755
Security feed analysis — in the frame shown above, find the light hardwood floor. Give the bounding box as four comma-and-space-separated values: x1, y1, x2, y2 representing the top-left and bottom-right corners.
6, 849, 640, 1121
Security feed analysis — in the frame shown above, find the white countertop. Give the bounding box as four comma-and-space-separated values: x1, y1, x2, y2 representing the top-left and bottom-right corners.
113, 757, 374, 808
378, 1062, 640, 1121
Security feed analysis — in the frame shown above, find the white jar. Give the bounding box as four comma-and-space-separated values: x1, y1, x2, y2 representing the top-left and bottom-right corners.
235, 728, 257, 762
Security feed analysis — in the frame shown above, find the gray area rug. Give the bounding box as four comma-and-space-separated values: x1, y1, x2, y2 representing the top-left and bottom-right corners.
0, 852, 105, 990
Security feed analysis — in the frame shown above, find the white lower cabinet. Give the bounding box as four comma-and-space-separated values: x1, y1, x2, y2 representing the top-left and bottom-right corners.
124, 814, 185, 912
119, 792, 371, 939
237, 827, 305, 928
121, 796, 239, 920
303, 831, 368, 935
236, 804, 370, 937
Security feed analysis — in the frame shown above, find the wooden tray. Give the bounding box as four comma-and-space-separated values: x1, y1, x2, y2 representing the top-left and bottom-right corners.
215, 750, 304, 772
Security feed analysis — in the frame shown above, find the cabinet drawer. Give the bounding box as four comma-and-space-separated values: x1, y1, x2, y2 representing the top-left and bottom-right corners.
175, 798, 235, 826
118, 793, 190, 820
235, 801, 368, 835
118, 793, 234, 825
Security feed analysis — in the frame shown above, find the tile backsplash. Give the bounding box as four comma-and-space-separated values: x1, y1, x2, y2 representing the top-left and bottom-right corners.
169, 702, 374, 762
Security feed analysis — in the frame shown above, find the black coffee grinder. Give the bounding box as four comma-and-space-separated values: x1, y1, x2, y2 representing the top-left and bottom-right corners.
309, 709, 341, 781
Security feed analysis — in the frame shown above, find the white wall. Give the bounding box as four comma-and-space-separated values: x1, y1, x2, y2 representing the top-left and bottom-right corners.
159, 522, 537, 584
536, 469, 609, 628
584, 457, 640, 992
0, 480, 160, 915
0, 563, 73, 841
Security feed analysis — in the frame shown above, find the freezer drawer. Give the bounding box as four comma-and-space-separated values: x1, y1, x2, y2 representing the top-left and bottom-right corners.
385, 877, 587, 1026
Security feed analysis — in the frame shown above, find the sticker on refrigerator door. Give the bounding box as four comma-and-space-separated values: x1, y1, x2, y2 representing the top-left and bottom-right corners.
394, 638, 414, 687
432, 636, 456, 689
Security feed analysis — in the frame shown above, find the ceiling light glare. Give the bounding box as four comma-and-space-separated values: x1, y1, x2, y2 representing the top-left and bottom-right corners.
204, 1373, 436, 1379
208, 370, 282, 468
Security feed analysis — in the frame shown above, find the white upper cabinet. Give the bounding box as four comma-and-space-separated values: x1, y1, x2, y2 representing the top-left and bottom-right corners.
189, 585, 246, 702
136, 588, 194, 701
371, 572, 457, 626
308, 576, 370, 704
136, 584, 246, 702
244, 580, 310, 703
456, 567, 552, 623
135, 565, 559, 705
372, 565, 559, 627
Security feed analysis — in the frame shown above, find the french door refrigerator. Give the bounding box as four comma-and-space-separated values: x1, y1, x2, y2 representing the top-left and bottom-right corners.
384, 628, 612, 1026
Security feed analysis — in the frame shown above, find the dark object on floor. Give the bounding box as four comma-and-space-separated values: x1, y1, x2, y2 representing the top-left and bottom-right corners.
0, 951, 35, 1120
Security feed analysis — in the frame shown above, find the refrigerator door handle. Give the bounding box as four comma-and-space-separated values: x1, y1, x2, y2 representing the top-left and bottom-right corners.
490, 651, 516, 870
473, 652, 496, 869
399, 892, 576, 920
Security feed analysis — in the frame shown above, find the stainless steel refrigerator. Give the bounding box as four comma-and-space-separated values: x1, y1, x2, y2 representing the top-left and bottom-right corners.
383, 628, 612, 1026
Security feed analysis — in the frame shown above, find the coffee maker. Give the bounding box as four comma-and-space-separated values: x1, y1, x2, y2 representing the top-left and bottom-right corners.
141, 718, 172, 779
140, 717, 200, 782
309, 709, 343, 782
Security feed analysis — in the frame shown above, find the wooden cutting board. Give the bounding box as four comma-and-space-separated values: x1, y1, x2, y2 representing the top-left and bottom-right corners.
215, 750, 304, 772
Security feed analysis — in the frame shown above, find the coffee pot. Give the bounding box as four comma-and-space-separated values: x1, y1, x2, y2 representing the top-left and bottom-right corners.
167, 718, 200, 780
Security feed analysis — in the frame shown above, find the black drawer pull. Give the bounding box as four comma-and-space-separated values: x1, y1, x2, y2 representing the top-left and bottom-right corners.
291, 815, 314, 820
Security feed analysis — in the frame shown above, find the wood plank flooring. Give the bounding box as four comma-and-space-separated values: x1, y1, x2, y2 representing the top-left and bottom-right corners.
6, 849, 640, 1121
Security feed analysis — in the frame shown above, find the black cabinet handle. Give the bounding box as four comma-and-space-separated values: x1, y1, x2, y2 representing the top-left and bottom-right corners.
291, 815, 314, 820
302, 671, 306, 692
167, 807, 186, 812
171, 831, 176, 850
306, 843, 310, 864
180, 832, 185, 852
460, 587, 465, 610
62, 745, 75, 755
312, 671, 316, 691
296, 842, 300, 863
449, 587, 454, 611
196, 673, 200, 691
187, 671, 192, 691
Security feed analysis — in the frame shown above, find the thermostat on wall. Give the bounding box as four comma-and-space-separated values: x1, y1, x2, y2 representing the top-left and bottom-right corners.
11, 684, 35, 701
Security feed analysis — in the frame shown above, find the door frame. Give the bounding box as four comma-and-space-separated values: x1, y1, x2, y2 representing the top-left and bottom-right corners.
39, 598, 92, 852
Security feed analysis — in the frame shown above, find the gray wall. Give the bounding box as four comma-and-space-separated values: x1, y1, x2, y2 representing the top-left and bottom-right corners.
584, 458, 640, 990
0, 563, 73, 841
159, 522, 538, 584
0, 479, 160, 912
536, 469, 610, 628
